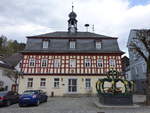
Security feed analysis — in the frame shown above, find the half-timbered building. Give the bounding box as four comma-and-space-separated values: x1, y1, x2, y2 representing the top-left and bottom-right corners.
18, 9, 124, 96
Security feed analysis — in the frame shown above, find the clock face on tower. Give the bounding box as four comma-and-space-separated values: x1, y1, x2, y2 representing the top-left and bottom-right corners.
70, 27, 76, 33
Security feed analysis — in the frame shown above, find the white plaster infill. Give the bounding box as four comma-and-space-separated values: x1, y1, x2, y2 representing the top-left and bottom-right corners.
0, 61, 4, 64
94, 101, 140, 109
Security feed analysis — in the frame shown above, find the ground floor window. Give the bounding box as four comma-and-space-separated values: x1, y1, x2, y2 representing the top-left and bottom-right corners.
54, 78, 59, 88
85, 78, 91, 89
27, 78, 33, 88
40, 78, 46, 87
5, 86, 8, 91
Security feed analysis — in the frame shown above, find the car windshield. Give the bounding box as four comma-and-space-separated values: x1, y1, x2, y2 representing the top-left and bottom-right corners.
23, 91, 38, 95
0, 92, 7, 96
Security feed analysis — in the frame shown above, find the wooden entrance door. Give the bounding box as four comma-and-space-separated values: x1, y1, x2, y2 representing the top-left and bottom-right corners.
68, 79, 77, 93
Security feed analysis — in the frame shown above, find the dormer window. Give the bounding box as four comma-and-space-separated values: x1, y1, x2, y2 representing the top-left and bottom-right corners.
69, 40, 76, 49
43, 40, 49, 49
96, 41, 102, 49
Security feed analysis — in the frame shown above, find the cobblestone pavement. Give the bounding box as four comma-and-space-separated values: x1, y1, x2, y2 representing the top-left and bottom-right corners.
0, 95, 150, 113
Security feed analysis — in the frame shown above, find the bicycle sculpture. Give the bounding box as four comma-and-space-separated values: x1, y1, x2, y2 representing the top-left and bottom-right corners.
96, 69, 134, 105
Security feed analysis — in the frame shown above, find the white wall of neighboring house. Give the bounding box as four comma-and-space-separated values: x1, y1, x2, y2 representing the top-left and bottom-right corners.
0, 68, 15, 91
14, 60, 22, 86
15, 60, 21, 72
127, 29, 147, 93
125, 69, 132, 81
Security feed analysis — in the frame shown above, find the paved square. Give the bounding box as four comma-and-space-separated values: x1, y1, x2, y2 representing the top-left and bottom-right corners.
0, 95, 150, 113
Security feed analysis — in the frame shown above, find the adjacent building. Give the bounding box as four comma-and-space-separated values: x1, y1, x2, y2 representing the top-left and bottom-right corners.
121, 56, 131, 80
0, 61, 16, 91
0, 53, 22, 92
127, 29, 147, 93
18, 9, 124, 96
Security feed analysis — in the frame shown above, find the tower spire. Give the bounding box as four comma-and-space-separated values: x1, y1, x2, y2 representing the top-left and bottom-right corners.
68, 4, 78, 33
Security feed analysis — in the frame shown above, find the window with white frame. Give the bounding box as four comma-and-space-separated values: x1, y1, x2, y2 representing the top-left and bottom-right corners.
84, 59, 91, 67
41, 59, 48, 67
69, 41, 76, 49
135, 67, 138, 75
54, 78, 59, 88
142, 63, 146, 73
96, 41, 102, 49
97, 59, 103, 67
132, 49, 139, 60
27, 78, 33, 88
69, 59, 76, 67
109, 59, 116, 67
40, 78, 46, 87
85, 78, 91, 89
54, 59, 61, 67
43, 40, 49, 49
126, 74, 128, 79
29, 58, 35, 67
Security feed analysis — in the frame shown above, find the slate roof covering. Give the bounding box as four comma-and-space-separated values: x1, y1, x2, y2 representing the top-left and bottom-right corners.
27, 31, 116, 39
23, 31, 124, 54
2, 53, 23, 67
0, 61, 13, 69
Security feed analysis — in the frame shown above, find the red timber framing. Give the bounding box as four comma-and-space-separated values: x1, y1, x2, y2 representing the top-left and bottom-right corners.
21, 53, 123, 76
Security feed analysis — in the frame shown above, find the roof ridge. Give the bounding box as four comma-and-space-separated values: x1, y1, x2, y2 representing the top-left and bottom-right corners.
27, 31, 116, 39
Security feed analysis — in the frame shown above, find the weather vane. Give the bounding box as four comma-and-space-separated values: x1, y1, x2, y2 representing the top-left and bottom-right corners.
72, 1, 74, 12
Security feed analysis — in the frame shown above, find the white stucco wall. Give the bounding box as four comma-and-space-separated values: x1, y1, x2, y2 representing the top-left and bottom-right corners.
18, 75, 105, 96
0, 68, 15, 91
15, 61, 21, 72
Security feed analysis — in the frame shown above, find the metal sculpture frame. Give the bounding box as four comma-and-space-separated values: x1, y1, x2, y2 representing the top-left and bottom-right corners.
96, 69, 134, 105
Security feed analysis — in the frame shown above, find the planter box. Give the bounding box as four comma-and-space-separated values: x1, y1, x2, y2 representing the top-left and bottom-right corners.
98, 94, 133, 105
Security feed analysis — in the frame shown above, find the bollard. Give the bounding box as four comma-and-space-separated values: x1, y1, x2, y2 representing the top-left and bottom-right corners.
51, 91, 54, 97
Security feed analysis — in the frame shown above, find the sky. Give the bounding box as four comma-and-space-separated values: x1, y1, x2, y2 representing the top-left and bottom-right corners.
0, 0, 150, 56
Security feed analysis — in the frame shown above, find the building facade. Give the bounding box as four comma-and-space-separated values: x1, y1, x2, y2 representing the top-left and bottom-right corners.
18, 10, 123, 96
0, 61, 16, 91
0, 53, 23, 91
127, 29, 147, 93
121, 56, 131, 81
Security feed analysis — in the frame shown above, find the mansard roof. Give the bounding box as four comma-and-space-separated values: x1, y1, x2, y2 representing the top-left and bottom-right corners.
23, 31, 124, 54
27, 31, 116, 39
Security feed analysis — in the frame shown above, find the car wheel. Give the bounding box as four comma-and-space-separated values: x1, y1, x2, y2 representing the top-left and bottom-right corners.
35, 100, 40, 106
18, 103, 23, 107
6, 100, 11, 106
45, 98, 47, 102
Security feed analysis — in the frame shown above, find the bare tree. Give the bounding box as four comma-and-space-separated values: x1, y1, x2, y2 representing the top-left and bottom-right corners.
2, 68, 23, 92
129, 29, 150, 105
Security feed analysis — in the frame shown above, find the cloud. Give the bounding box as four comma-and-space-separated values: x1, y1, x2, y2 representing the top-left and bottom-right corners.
0, 0, 150, 55
1, 23, 53, 42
